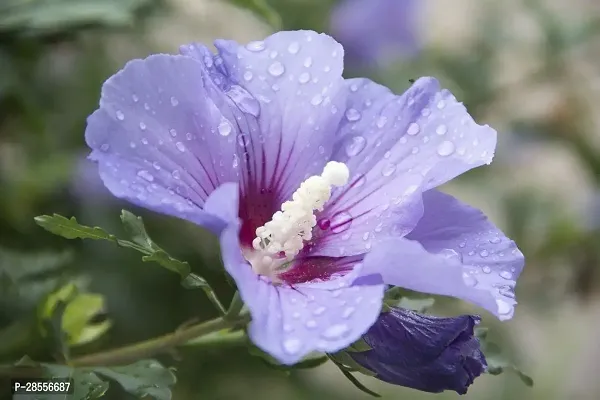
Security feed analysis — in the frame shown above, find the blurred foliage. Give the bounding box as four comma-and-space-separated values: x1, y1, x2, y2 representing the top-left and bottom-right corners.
0, 0, 599, 399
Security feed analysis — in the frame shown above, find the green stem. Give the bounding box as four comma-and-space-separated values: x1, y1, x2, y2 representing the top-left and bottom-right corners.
183, 329, 247, 348
70, 314, 250, 367
225, 291, 244, 321
199, 285, 227, 316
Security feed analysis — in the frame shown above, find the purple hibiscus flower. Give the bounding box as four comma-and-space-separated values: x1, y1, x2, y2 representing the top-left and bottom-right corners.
84, 30, 523, 365
330, 0, 420, 67
350, 308, 486, 394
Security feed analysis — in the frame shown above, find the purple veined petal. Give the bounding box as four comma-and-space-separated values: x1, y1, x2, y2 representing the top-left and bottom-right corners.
330, 0, 420, 67
308, 77, 497, 258
359, 190, 524, 320
215, 196, 385, 364
86, 54, 248, 234
350, 308, 486, 394
212, 31, 348, 209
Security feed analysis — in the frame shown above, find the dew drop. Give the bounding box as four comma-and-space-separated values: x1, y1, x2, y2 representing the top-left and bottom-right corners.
345, 136, 366, 157
175, 142, 186, 152
116, 110, 125, 120
437, 99, 446, 109
283, 338, 302, 354
321, 324, 350, 340
345, 108, 361, 121
382, 162, 396, 177
305, 320, 317, 329
489, 237, 501, 244
139, 122, 146, 130
496, 299, 511, 315
268, 61, 285, 77
303, 57, 313, 67
132, 94, 139, 102
437, 141, 455, 157
479, 250, 489, 258
170, 96, 179, 107
172, 170, 181, 180
342, 307, 355, 318
137, 170, 154, 182
226, 85, 260, 117
246, 41, 265, 52
313, 306, 326, 316
144, 102, 150, 111
298, 72, 310, 84
482, 266, 492, 274
169, 128, 177, 137
330, 211, 353, 234
500, 271, 512, 280
218, 119, 232, 136
376, 116, 388, 128
100, 143, 110, 152
152, 162, 161, 170
463, 272, 478, 287
243, 71, 253, 81
186, 132, 193, 141
421, 108, 431, 117
283, 324, 293, 333
407, 122, 420, 135
436, 125, 447, 135
311, 94, 323, 106
288, 42, 300, 54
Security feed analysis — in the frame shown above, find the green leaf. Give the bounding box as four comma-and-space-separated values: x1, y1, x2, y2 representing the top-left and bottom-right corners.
330, 357, 381, 398
345, 338, 372, 353
92, 360, 176, 400
478, 330, 534, 387
39, 283, 111, 350
0, 0, 153, 37
142, 250, 191, 277
227, 0, 281, 28
328, 352, 376, 377
120, 210, 158, 251
248, 345, 329, 371
35, 215, 117, 242
394, 297, 435, 313
44, 364, 110, 400
383, 287, 435, 313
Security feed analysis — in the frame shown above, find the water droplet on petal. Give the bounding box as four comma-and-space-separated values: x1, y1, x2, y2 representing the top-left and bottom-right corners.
226, 85, 260, 117
437, 99, 446, 109
482, 266, 491, 273
407, 122, 420, 135
330, 211, 352, 234
152, 162, 161, 170
313, 306, 326, 316
116, 110, 125, 120
287, 42, 300, 54
421, 108, 431, 117
218, 119, 232, 136
283, 338, 302, 354
479, 250, 489, 258
100, 143, 110, 152
170, 96, 179, 107
496, 299, 511, 315
311, 94, 323, 106
169, 128, 177, 137
246, 41, 265, 52
342, 307, 355, 318
463, 272, 478, 287
303, 57, 313, 67
243, 71, 253, 81
137, 170, 154, 182
345, 136, 366, 157
345, 108, 361, 121
436, 125, 447, 135
305, 320, 317, 329
172, 170, 181, 180
321, 324, 350, 340
132, 94, 139, 102
437, 141, 455, 157
500, 271, 512, 280
376, 116, 388, 128
175, 142, 186, 152
490, 237, 501, 244
139, 122, 146, 130
298, 72, 310, 84
382, 163, 396, 177
268, 61, 285, 77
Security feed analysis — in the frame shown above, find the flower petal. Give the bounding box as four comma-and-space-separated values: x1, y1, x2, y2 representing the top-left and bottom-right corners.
330, 0, 420, 67
350, 308, 486, 394
213, 31, 347, 205
360, 190, 524, 320
217, 215, 384, 364
86, 53, 246, 233
310, 77, 496, 258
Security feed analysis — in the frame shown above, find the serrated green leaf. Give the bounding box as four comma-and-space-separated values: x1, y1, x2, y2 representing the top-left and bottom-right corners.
142, 250, 191, 277
92, 360, 176, 400
35, 215, 116, 242
120, 210, 158, 251
228, 0, 281, 28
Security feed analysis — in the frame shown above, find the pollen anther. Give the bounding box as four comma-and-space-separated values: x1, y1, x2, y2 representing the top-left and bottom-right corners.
250, 161, 350, 276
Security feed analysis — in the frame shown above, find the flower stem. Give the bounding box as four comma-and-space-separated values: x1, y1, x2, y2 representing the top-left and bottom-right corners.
225, 291, 244, 321
70, 314, 250, 367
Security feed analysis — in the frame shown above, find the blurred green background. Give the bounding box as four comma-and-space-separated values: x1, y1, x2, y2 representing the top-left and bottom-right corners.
1, 0, 600, 398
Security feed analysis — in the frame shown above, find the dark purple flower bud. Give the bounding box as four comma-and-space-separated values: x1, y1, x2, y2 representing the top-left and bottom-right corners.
350, 308, 486, 394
